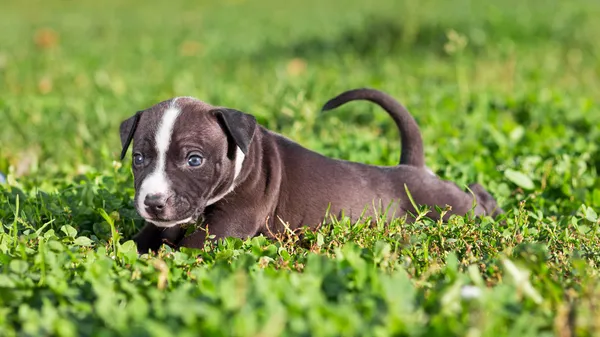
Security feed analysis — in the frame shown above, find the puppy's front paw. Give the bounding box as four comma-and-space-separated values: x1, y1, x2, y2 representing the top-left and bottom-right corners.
161, 237, 178, 249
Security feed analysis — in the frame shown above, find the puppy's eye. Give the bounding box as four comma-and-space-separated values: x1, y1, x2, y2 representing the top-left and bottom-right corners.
133, 154, 144, 166
187, 155, 203, 167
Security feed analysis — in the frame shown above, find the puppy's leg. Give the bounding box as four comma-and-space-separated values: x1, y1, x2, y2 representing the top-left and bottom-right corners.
133, 223, 185, 253
177, 214, 262, 250
438, 182, 502, 220
407, 178, 501, 221
177, 225, 235, 250
468, 183, 504, 217
176, 229, 209, 249
133, 223, 164, 253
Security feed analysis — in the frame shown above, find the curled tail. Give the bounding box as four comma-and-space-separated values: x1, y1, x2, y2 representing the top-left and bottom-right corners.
320, 88, 425, 167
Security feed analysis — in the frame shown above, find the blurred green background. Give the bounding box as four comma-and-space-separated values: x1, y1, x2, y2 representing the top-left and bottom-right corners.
1, 0, 598, 180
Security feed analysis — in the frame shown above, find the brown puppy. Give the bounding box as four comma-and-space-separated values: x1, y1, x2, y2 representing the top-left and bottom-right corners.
119, 88, 503, 253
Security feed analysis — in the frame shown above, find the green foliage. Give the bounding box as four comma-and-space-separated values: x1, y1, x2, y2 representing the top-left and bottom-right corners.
1, 0, 600, 335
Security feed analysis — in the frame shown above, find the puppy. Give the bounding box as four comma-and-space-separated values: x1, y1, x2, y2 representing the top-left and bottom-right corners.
119, 88, 503, 252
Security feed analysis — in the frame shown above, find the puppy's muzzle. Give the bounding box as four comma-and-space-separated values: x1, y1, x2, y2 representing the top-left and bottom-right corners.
139, 192, 196, 227
144, 193, 170, 218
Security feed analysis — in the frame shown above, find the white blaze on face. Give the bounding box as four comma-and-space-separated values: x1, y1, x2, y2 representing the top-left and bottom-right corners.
137, 100, 189, 227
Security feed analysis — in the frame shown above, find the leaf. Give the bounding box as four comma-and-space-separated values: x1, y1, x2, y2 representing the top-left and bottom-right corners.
216, 249, 234, 261
47, 240, 64, 252
577, 225, 591, 235
278, 247, 290, 261
468, 264, 485, 287
265, 244, 278, 257
119, 240, 139, 264
509, 125, 525, 142
173, 252, 189, 266
487, 125, 508, 148
0, 274, 15, 287
445, 252, 459, 275
43, 229, 57, 239
584, 206, 598, 223
180, 247, 203, 257
316, 233, 324, 247
73, 236, 94, 247
9, 259, 29, 274
374, 241, 392, 263
98, 208, 120, 258
120, 240, 137, 254
504, 169, 535, 190
502, 258, 543, 304
593, 189, 600, 208
60, 225, 77, 238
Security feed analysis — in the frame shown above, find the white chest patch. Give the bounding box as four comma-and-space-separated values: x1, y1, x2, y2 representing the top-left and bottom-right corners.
205, 147, 246, 206
137, 101, 182, 221
425, 166, 436, 177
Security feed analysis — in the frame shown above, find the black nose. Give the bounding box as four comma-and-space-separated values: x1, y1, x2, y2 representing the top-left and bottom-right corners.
144, 193, 167, 214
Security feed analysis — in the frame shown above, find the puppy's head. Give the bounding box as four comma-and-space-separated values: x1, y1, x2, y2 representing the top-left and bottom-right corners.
119, 97, 257, 227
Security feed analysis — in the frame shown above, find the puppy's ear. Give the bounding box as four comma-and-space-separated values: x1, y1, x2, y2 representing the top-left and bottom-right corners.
212, 108, 257, 155
119, 111, 143, 160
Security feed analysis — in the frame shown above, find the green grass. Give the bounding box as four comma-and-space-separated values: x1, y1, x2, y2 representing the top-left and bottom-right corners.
1, 0, 600, 335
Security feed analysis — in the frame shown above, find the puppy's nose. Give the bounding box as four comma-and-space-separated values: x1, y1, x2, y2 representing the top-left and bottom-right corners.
144, 193, 167, 214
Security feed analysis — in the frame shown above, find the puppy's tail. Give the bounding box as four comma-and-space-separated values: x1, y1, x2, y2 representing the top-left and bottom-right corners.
320, 88, 425, 167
